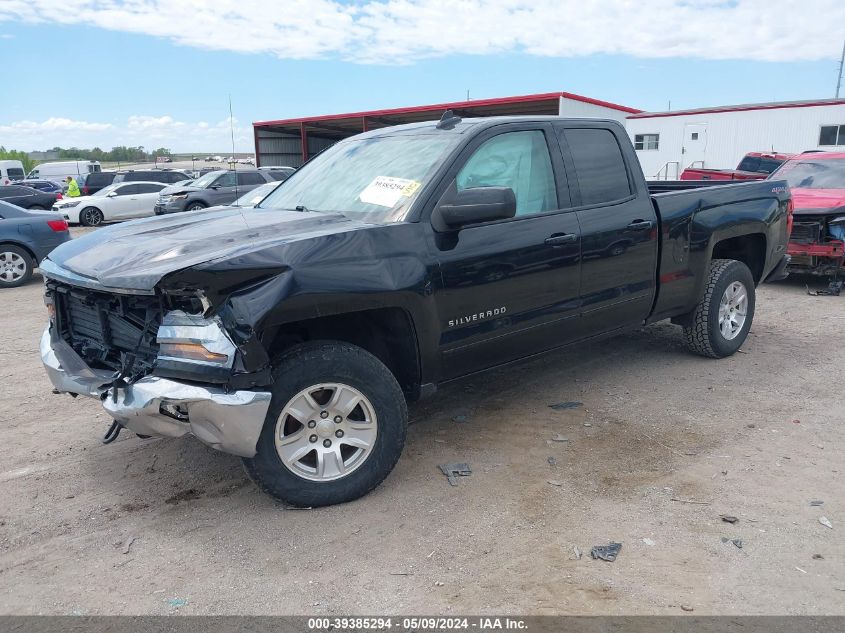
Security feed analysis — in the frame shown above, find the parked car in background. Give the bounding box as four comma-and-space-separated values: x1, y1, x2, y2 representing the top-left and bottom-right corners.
0, 200, 70, 288
154, 169, 275, 214
113, 170, 190, 185
0, 185, 60, 210
15, 180, 64, 194
231, 180, 282, 207
680, 152, 795, 181
80, 171, 118, 195
26, 160, 101, 184
54, 181, 168, 226
0, 160, 26, 185
769, 152, 845, 276
258, 166, 296, 181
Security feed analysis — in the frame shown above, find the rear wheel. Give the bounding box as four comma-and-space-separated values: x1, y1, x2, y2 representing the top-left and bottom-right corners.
0, 245, 33, 288
80, 207, 104, 226
683, 259, 755, 358
243, 341, 408, 507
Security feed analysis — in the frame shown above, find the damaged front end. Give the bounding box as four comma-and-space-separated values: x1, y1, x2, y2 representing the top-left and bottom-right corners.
39, 259, 272, 457
787, 212, 845, 276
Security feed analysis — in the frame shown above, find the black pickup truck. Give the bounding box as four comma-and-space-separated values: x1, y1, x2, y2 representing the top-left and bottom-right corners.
40, 114, 791, 506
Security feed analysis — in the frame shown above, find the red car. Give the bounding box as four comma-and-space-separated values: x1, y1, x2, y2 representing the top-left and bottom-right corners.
680, 152, 795, 181
769, 152, 845, 276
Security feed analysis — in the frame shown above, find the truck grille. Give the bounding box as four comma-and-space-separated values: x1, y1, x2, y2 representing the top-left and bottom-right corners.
49, 281, 163, 373
791, 220, 823, 244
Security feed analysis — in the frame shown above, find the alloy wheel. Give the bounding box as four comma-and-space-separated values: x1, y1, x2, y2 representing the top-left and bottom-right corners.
718, 280, 748, 340
274, 383, 378, 482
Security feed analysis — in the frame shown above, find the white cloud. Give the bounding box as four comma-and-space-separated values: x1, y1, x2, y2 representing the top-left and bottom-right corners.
0, 115, 250, 152
0, 0, 843, 63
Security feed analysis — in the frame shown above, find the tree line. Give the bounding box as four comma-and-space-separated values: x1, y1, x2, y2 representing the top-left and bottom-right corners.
0, 146, 172, 173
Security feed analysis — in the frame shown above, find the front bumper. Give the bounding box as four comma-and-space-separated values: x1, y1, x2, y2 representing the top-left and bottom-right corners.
40, 328, 271, 457
154, 201, 184, 215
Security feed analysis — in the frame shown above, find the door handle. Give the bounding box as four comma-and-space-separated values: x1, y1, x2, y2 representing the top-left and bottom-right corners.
545, 233, 578, 246
626, 219, 653, 231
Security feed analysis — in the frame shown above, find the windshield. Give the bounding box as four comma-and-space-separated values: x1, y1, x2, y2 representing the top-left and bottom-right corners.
737, 156, 783, 174
771, 158, 845, 190
191, 172, 223, 189
259, 134, 461, 223
93, 183, 119, 197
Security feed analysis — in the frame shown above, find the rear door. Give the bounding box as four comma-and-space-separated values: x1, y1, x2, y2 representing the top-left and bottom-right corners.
236, 172, 267, 197
0, 186, 29, 208
555, 123, 658, 334
126, 183, 166, 218
430, 123, 582, 380
106, 184, 141, 219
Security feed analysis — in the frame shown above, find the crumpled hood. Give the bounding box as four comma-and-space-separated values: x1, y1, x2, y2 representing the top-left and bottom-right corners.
46, 206, 367, 290
791, 188, 845, 214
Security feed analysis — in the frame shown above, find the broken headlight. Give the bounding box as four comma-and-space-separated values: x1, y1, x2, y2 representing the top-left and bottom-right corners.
155, 311, 236, 369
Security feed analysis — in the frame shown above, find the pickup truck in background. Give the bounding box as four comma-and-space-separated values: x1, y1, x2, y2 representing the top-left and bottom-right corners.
680, 152, 794, 181
768, 151, 845, 276
40, 114, 791, 507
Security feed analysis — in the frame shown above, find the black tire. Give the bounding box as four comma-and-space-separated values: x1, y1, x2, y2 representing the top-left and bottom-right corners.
79, 207, 104, 227
0, 244, 34, 288
185, 202, 207, 212
243, 341, 408, 507
28, 205, 46, 211
683, 258, 756, 358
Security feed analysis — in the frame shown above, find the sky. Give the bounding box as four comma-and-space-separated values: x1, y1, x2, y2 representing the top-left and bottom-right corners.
1, 0, 844, 153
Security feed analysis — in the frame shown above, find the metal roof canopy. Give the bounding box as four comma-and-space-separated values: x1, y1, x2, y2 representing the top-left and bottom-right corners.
628, 98, 845, 119
253, 91, 640, 166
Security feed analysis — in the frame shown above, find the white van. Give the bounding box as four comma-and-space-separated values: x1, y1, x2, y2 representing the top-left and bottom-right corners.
26, 160, 101, 184
0, 160, 26, 185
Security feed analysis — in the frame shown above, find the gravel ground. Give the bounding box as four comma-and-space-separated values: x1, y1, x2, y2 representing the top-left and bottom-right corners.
0, 233, 843, 615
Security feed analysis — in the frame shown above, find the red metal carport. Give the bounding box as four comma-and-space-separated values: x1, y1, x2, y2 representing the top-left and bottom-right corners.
252, 91, 640, 167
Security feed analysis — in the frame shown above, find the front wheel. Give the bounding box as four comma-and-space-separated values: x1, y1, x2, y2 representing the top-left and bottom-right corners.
79, 207, 104, 226
185, 202, 206, 212
243, 341, 408, 507
683, 258, 756, 358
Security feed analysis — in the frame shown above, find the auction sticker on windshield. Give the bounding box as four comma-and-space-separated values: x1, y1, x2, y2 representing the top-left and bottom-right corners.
359, 176, 422, 207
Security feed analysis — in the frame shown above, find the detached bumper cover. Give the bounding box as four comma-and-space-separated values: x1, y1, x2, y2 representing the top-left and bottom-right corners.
40, 328, 271, 457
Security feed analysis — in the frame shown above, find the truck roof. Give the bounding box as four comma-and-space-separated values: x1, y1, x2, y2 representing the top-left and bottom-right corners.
354, 115, 623, 140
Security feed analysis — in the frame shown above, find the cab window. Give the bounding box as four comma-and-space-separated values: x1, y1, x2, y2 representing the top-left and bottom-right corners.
457, 131, 557, 217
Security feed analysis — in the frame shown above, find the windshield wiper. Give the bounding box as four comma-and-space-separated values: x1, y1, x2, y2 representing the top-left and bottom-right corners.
294, 205, 309, 212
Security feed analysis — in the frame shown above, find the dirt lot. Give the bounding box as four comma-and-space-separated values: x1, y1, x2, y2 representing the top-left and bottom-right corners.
1, 235, 843, 615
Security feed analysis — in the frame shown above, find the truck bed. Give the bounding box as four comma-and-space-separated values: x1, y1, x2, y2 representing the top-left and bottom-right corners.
647, 178, 790, 323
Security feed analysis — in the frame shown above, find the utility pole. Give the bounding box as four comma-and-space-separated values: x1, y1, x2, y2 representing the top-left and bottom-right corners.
837, 38, 845, 99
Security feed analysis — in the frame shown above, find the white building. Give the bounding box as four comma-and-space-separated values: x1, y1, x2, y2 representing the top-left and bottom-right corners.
625, 99, 845, 179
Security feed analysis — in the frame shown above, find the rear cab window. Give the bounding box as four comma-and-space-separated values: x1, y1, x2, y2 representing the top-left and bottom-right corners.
561, 127, 633, 206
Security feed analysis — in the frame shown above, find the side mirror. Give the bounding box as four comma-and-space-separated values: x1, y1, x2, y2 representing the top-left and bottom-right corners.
107, 191, 117, 197
434, 186, 516, 229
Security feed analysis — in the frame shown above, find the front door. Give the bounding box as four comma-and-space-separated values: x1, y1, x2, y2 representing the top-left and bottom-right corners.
430, 125, 582, 381
208, 171, 238, 205
126, 183, 165, 218
682, 123, 708, 169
